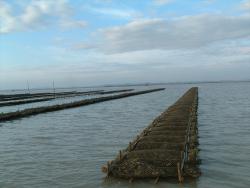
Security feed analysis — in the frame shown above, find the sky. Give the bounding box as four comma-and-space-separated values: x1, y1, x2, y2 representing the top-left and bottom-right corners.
0, 0, 250, 89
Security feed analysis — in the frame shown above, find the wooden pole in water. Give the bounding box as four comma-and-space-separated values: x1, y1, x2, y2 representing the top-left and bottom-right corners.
154, 176, 160, 184
119, 150, 122, 161
26, 80, 30, 94
0, 88, 165, 122
53, 81, 56, 98
107, 161, 110, 177
129, 142, 132, 151
129, 177, 133, 183
177, 162, 184, 183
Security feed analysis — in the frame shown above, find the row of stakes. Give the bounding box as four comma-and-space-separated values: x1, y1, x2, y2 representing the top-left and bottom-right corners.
103, 94, 198, 184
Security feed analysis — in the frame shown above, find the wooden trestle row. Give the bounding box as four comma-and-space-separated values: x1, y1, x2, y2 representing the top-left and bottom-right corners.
0, 88, 165, 122
102, 87, 199, 183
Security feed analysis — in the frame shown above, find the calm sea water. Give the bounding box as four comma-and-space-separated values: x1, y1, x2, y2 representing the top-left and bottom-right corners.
0, 82, 250, 188
0, 87, 134, 113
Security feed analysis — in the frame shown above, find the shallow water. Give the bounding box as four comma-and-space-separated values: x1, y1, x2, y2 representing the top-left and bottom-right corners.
0, 82, 250, 188
0, 87, 136, 113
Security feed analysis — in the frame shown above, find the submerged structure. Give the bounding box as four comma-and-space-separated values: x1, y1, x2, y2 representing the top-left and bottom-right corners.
102, 87, 200, 183
0, 88, 165, 122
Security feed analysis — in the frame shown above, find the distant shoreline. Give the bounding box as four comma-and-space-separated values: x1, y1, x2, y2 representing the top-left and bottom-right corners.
0, 79, 249, 92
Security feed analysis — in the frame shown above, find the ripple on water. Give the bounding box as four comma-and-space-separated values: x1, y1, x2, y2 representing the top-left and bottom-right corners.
1, 83, 250, 188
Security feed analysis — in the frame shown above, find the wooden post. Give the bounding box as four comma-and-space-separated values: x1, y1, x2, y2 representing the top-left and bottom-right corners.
129, 177, 133, 183
53, 81, 56, 98
180, 151, 183, 162
107, 161, 110, 177
119, 150, 122, 161
154, 176, 160, 184
26, 80, 30, 94
177, 162, 184, 183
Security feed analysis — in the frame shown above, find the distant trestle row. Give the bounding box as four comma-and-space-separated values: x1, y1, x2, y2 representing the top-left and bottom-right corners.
0, 88, 164, 122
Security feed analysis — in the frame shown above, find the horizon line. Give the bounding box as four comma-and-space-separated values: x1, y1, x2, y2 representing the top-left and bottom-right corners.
1, 79, 250, 92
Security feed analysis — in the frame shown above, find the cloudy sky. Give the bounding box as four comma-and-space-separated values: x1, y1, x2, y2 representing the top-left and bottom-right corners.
1, 0, 250, 89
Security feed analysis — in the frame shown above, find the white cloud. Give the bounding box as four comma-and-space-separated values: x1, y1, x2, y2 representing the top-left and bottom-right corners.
1, 1, 250, 87
96, 14, 250, 53
59, 19, 87, 29
0, 1, 15, 33
0, 0, 86, 33
70, 42, 96, 50
241, 0, 250, 10
1, 37, 250, 89
88, 6, 141, 19
50, 12, 250, 84
94, 40, 250, 68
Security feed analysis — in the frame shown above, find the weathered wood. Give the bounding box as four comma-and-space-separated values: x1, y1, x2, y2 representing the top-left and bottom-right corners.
150, 126, 187, 131
0, 89, 135, 106
0, 88, 165, 122
177, 162, 184, 182
134, 142, 185, 151
154, 176, 160, 184
103, 87, 200, 182
146, 130, 186, 136
125, 149, 182, 161
0, 97, 55, 107
0, 89, 134, 102
0, 90, 102, 102
140, 135, 185, 143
